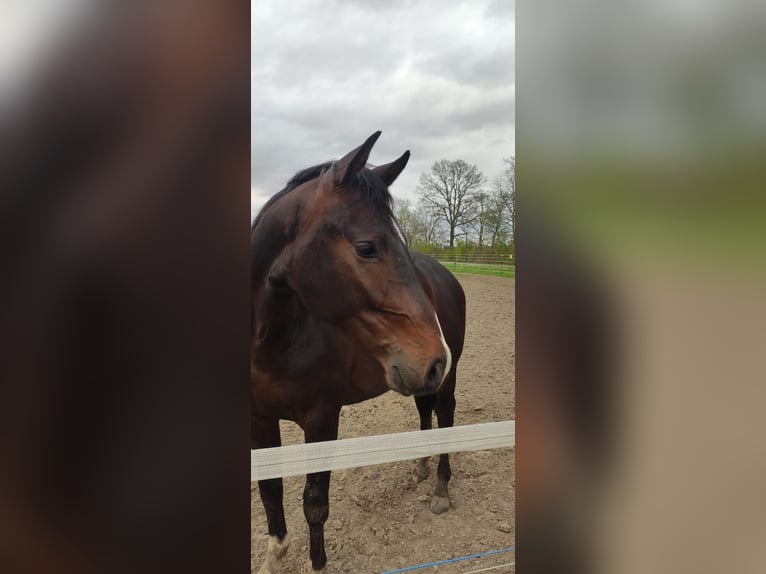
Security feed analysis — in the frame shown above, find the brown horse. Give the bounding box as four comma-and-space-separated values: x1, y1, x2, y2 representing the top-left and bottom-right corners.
251, 132, 466, 573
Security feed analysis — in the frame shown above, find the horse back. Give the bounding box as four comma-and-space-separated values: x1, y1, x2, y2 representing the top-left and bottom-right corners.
411, 252, 466, 362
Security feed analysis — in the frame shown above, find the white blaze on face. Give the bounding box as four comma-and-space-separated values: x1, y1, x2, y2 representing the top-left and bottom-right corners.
434, 312, 452, 383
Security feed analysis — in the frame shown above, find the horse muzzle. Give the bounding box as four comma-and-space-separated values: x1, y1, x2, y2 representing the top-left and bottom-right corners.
387, 354, 447, 396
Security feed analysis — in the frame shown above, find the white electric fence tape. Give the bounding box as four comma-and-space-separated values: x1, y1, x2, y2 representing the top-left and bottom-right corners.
251, 420, 515, 481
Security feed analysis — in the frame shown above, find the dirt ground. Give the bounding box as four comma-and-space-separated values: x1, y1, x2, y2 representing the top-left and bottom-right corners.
251, 274, 515, 573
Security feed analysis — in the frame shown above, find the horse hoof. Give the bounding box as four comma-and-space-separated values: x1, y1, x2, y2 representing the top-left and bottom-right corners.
268, 534, 290, 560
301, 558, 325, 573
414, 458, 431, 482
258, 534, 290, 573
430, 495, 450, 514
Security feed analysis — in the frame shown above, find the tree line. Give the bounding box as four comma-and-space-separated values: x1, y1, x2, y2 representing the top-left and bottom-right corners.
394, 156, 515, 259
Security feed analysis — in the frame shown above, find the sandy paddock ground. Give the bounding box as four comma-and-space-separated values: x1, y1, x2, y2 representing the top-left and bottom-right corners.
251, 274, 515, 573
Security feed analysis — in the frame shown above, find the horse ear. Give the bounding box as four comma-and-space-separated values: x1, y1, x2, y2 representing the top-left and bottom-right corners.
370, 150, 410, 187
335, 131, 382, 186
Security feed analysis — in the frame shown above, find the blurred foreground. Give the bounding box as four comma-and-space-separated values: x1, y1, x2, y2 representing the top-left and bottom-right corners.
518, 1, 766, 573
0, 3, 249, 574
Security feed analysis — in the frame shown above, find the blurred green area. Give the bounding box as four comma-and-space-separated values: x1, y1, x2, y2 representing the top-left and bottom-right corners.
521, 0, 766, 273
438, 261, 516, 279
523, 151, 766, 269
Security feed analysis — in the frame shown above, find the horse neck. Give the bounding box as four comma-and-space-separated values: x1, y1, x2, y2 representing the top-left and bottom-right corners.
251, 227, 287, 291
252, 200, 341, 374
250, 191, 387, 398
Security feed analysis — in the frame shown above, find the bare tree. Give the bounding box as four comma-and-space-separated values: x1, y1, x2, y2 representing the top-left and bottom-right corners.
493, 156, 515, 246
393, 196, 447, 247
468, 191, 492, 249
417, 159, 486, 248
416, 199, 446, 246
486, 189, 511, 247
393, 197, 417, 246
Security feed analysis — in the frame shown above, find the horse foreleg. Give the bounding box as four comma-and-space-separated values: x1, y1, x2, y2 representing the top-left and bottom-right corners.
432, 370, 457, 514
414, 394, 436, 482
253, 417, 289, 574
302, 470, 331, 573
301, 410, 339, 573
257, 478, 290, 574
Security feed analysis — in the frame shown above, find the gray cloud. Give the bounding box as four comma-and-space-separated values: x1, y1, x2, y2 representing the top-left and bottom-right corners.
420, 45, 515, 91
252, 0, 515, 211
485, 0, 516, 18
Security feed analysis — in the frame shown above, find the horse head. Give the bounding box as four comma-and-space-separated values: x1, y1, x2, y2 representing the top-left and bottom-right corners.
254, 132, 451, 396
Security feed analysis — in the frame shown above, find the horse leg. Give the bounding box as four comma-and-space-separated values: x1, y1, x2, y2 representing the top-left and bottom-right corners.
253, 417, 289, 574
431, 369, 457, 514
414, 394, 436, 482
301, 410, 339, 573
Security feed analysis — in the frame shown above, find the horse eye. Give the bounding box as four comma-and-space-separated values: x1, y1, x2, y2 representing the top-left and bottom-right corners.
354, 241, 377, 259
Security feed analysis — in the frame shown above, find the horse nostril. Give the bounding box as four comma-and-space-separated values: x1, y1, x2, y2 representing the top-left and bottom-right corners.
425, 358, 445, 388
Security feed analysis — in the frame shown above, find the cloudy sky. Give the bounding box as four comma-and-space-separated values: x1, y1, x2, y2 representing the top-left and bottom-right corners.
251, 0, 515, 221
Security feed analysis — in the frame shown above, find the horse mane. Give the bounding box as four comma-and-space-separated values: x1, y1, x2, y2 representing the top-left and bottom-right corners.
251, 161, 396, 231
